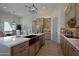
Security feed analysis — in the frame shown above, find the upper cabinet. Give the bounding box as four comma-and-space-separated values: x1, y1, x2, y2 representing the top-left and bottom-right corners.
43, 18, 51, 32
36, 18, 44, 25
65, 3, 76, 28
76, 4, 79, 27
32, 20, 37, 33
65, 3, 79, 28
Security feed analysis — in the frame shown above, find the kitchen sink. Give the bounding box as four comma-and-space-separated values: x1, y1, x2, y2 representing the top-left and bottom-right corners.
24, 35, 37, 38
64, 35, 79, 39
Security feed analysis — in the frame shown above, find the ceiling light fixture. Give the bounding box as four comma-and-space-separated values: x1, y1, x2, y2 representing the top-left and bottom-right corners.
25, 4, 38, 14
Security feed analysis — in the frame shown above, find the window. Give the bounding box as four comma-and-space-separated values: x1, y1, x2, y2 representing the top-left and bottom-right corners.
4, 22, 12, 31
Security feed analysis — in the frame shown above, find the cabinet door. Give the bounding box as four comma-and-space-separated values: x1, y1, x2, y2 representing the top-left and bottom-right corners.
69, 7, 75, 19
65, 4, 71, 15
32, 20, 36, 33
43, 18, 51, 32
65, 40, 69, 56
76, 4, 79, 26
11, 41, 29, 56
29, 43, 36, 56
35, 41, 40, 54
65, 14, 69, 27
60, 36, 65, 55
13, 48, 29, 56
36, 18, 44, 25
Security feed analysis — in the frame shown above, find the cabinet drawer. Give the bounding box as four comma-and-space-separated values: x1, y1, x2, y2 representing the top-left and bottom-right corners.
13, 49, 29, 56
12, 41, 29, 54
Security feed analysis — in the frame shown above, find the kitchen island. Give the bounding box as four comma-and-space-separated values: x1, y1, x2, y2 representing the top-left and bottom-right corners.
0, 33, 45, 56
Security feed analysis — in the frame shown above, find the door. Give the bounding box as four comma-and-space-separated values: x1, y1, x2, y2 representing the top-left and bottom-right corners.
52, 17, 59, 42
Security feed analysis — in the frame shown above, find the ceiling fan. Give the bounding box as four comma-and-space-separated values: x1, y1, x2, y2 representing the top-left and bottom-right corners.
25, 4, 38, 14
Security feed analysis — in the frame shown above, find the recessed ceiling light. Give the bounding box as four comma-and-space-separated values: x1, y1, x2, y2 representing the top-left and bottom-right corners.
3, 6, 7, 9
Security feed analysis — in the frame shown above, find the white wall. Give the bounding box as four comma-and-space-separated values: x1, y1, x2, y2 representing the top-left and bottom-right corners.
36, 7, 53, 18
20, 13, 37, 34
0, 10, 21, 32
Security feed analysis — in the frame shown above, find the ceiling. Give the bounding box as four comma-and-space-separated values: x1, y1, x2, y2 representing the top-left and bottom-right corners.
0, 3, 67, 17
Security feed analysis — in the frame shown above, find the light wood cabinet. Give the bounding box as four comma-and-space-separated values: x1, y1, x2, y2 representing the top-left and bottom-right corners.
29, 43, 36, 56
43, 18, 51, 40
60, 35, 79, 56
11, 41, 29, 56
69, 7, 75, 19
32, 20, 37, 33
29, 34, 45, 56
36, 18, 44, 25
32, 18, 44, 33
44, 32, 51, 40
35, 40, 40, 54
32, 18, 51, 40
65, 3, 76, 27
76, 4, 79, 26
43, 18, 51, 29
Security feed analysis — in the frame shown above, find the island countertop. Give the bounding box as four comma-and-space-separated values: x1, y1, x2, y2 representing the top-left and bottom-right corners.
0, 33, 45, 47
0, 36, 30, 47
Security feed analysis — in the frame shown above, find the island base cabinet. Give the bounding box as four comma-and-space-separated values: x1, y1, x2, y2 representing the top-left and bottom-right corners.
29, 34, 45, 56
11, 41, 29, 56
35, 41, 40, 54
29, 43, 36, 56
13, 49, 29, 56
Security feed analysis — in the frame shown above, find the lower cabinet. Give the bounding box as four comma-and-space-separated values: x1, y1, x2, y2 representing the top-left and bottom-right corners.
11, 41, 29, 56
29, 43, 36, 56
39, 35, 45, 48
60, 35, 79, 56
35, 40, 40, 54
29, 35, 45, 56
11, 35, 45, 56
69, 45, 79, 56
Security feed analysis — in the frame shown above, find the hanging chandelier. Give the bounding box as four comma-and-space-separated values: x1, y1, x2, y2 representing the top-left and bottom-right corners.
25, 4, 38, 14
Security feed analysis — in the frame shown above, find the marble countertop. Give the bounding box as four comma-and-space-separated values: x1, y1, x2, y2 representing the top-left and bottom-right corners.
61, 34, 79, 51
0, 33, 44, 47
0, 36, 30, 47
29, 33, 44, 36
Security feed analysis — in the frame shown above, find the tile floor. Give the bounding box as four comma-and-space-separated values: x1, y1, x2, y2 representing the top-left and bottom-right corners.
36, 40, 63, 56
